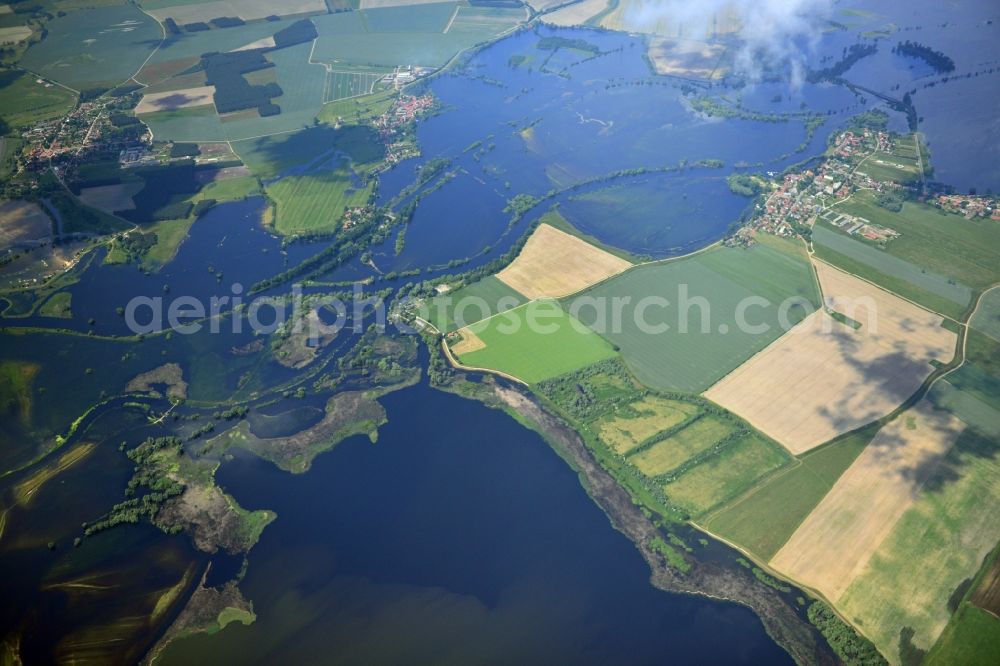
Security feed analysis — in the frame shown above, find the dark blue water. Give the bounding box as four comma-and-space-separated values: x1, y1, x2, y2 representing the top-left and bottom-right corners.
157, 383, 792, 664
17, 198, 329, 336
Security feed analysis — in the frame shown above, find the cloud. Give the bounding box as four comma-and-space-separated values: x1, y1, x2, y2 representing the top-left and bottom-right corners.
624, 0, 833, 86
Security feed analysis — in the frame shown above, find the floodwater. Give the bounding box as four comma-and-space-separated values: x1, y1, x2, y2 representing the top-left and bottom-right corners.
158, 382, 793, 665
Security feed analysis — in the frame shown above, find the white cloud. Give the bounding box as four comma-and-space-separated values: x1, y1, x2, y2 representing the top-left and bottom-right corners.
625, 0, 833, 85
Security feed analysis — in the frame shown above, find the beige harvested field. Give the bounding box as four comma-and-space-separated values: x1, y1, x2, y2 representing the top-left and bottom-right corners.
814, 261, 956, 360
78, 182, 144, 213
0, 200, 51, 248
232, 36, 276, 52
770, 400, 965, 602
542, 0, 609, 26
496, 224, 631, 300
450, 328, 485, 355
136, 86, 216, 114
647, 38, 729, 79
704, 261, 956, 454
597, 396, 698, 455
147, 0, 325, 23
0, 26, 31, 44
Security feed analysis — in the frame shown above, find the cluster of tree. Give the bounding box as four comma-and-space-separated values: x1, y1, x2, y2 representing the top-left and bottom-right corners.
687, 95, 789, 124
193, 198, 216, 217
807, 43, 878, 83
807, 602, 887, 665
875, 191, 906, 212
109, 113, 140, 128
152, 200, 193, 221
726, 173, 765, 197
503, 193, 540, 219
110, 83, 144, 97
536, 36, 600, 55
201, 50, 282, 115
894, 40, 955, 73
213, 405, 248, 421
115, 230, 157, 263
210, 16, 245, 29
188, 421, 215, 440
846, 108, 889, 130
163, 18, 181, 35
250, 216, 379, 293
83, 437, 185, 538
183, 22, 211, 32
170, 142, 201, 158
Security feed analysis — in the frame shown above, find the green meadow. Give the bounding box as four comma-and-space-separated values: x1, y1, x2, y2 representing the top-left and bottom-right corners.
456, 300, 617, 384
570, 242, 820, 392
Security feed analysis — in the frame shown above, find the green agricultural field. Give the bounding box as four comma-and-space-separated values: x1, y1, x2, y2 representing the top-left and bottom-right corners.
0, 70, 77, 129
570, 242, 820, 392
455, 300, 618, 384
425, 275, 526, 333
812, 223, 971, 313
704, 423, 878, 560
317, 86, 397, 125
835, 191, 1000, 293
19, 5, 162, 91
364, 2, 456, 32
661, 432, 791, 517
925, 604, 1000, 665
310, 2, 523, 68
139, 105, 227, 143
266, 163, 374, 236
447, 6, 528, 37
971, 287, 1000, 342
836, 429, 1000, 664
629, 415, 734, 477
326, 70, 384, 102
